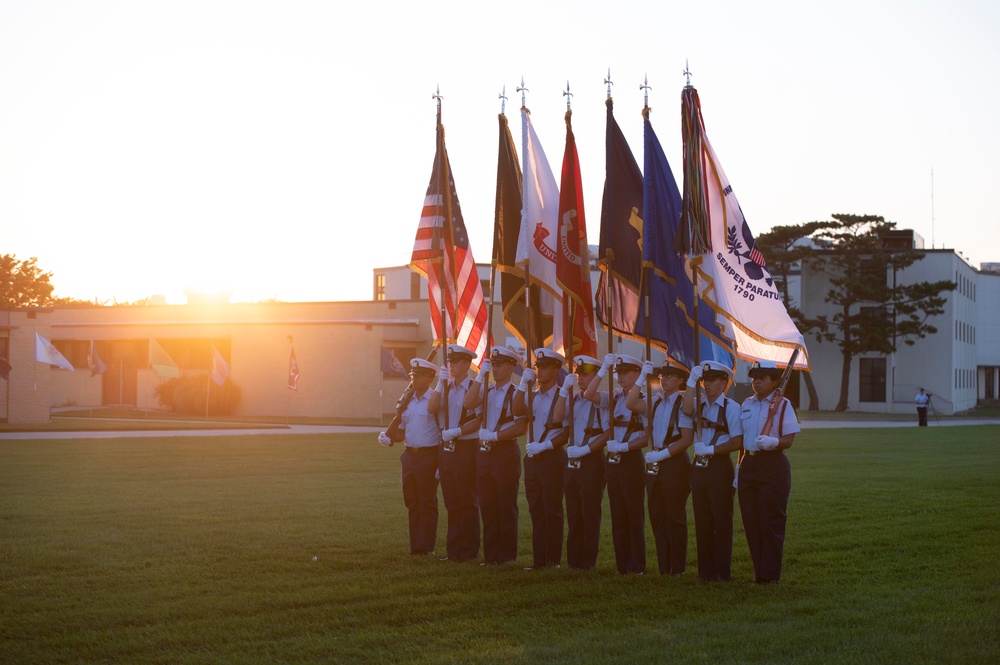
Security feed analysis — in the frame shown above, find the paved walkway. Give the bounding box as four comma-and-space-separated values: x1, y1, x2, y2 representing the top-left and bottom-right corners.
2, 419, 998, 440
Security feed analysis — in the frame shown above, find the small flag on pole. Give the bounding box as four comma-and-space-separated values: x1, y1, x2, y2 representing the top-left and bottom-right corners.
380, 347, 408, 378
88, 340, 107, 377
149, 339, 181, 377
35, 333, 75, 371
288, 347, 300, 391
210, 345, 230, 386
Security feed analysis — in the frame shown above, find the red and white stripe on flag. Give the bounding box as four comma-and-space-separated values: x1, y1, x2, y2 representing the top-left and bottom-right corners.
410, 138, 489, 365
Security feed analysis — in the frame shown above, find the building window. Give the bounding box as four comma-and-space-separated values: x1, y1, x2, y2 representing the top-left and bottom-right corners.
374, 274, 386, 301
410, 273, 422, 301
858, 357, 886, 402
52, 340, 89, 370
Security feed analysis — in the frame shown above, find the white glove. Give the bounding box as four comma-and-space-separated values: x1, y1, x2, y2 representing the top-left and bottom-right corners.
566, 445, 590, 459
442, 427, 462, 442
687, 365, 703, 388
645, 448, 671, 464
525, 440, 553, 456
638, 360, 654, 385
756, 435, 780, 451
478, 428, 499, 443
517, 368, 536, 392
693, 441, 715, 457
559, 373, 578, 397
475, 360, 492, 382
607, 439, 628, 454
598, 353, 616, 378
377, 432, 392, 447
435, 365, 452, 392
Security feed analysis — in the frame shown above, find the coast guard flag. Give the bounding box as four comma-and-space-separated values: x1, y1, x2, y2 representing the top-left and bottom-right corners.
681, 86, 808, 368
210, 345, 230, 386
380, 347, 408, 378
88, 340, 107, 377
410, 104, 489, 364
35, 333, 75, 371
639, 111, 734, 369
516, 106, 563, 354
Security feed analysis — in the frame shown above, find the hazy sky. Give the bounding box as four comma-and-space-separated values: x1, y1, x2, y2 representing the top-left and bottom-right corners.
3, 0, 998, 304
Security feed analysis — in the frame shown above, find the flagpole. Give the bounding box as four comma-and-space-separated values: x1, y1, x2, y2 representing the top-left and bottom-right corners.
681, 64, 707, 465
603, 71, 620, 461
433, 85, 451, 430
641, 75, 654, 437
518, 78, 535, 443
563, 82, 576, 447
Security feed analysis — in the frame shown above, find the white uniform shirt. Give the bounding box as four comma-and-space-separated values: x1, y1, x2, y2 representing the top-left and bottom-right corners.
650, 391, 694, 450
691, 393, 742, 448
740, 391, 800, 451
527, 384, 563, 443
484, 381, 519, 433
564, 392, 609, 447
597, 389, 646, 445
402, 390, 440, 448
439, 375, 478, 440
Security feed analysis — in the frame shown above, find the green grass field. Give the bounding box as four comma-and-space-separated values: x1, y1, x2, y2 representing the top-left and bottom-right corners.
2, 426, 998, 663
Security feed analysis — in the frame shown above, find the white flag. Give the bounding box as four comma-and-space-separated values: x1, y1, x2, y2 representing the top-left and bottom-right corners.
35, 332, 75, 371
689, 134, 809, 368
210, 345, 230, 386
517, 107, 561, 300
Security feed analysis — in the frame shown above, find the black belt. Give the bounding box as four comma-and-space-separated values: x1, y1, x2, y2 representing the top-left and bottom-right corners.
405, 446, 438, 454
743, 449, 782, 457
454, 437, 479, 444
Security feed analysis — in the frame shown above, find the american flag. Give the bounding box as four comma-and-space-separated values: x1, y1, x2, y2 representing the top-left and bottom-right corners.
410, 114, 488, 365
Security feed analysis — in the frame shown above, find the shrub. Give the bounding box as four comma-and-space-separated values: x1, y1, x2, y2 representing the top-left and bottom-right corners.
154, 374, 242, 416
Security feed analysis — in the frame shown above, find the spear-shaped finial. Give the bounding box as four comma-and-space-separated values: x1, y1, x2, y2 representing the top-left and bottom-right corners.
604, 68, 613, 100
499, 84, 508, 114
433, 84, 443, 108
563, 80, 573, 111
517, 76, 528, 108
640, 73, 651, 110
683, 60, 692, 87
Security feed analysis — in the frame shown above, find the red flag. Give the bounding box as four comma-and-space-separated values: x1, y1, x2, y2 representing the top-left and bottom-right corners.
410, 105, 489, 364
556, 110, 598, 357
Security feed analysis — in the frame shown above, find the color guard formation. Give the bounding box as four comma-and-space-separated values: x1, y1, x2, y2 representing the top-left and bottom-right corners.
378, 348, 799, 583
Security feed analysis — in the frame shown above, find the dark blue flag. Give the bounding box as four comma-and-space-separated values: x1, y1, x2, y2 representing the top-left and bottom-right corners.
380, 347, 408, 378
638, 112, 734, 369
595, 98, 644, 337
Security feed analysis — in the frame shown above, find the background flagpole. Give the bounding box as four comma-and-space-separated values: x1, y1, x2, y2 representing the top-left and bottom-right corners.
433, 86, 452, 430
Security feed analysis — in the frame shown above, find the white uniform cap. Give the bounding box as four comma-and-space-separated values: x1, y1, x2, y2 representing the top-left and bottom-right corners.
533, 348, 566, 366
700, 360, 734, 381
615, 354, 643, 372
446, 344, 477, 360
573, 355, 601, 372
747, 359, 781, 378
408, 358, 438, 375
490, 346, 522, 364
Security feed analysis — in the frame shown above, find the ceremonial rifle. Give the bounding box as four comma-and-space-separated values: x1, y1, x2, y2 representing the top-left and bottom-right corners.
759, 348, 800, 438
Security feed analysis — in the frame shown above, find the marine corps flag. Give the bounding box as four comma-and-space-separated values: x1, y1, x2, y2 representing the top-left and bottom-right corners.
595, 97, 644, 338
639, 110, 734, 369
556, 110, 597, 357
680, 85, 808, 368
410, 99, 489, 364
494, 111, 550, 353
